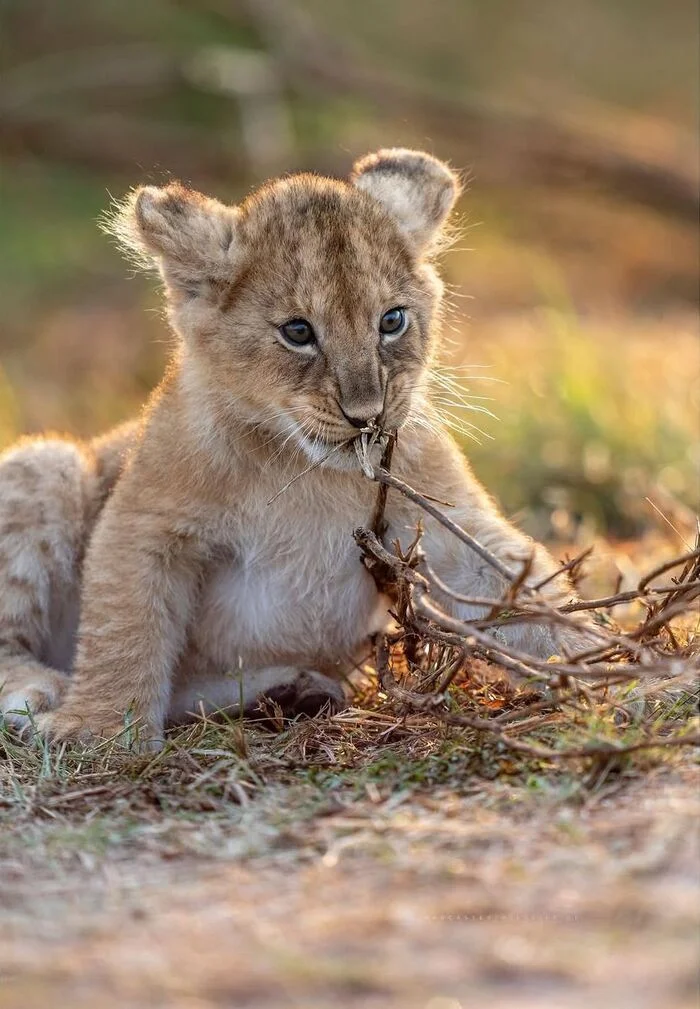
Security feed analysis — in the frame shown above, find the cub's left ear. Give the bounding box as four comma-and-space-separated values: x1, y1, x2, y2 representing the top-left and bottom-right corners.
351, 148, 460, 253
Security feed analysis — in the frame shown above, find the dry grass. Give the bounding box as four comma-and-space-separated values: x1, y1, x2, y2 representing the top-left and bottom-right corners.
1, 545, 696, 1003
1, 685, 698, 1008
2, 516, 698, 1006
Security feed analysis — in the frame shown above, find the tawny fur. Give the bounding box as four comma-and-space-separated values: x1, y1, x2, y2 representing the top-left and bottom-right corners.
0, 148, 591, 746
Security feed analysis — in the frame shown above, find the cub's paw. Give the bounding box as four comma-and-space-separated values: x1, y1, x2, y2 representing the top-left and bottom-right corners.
35, 709, 103, 747
294, 671, 347, 717
36, 709, 163, 753
0, 669, 69, 736
252, 670, 347, 724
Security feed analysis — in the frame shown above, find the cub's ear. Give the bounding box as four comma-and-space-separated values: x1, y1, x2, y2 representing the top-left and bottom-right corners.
351, 148, 460, 253
106, 183, 240, 296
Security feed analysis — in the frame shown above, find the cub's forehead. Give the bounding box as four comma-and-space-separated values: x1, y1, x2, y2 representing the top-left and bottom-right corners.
239, 175, 413, 278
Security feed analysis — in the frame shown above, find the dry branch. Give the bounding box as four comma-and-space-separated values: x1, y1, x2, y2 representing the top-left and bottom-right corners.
355, 463, 699, 765
373, 467, 518, 584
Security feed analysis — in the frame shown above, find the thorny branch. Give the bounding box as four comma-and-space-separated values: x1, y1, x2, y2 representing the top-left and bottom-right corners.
356, 461, 700, 764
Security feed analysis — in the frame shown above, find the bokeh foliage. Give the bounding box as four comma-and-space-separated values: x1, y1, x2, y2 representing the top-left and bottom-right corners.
1, 0, 698, 537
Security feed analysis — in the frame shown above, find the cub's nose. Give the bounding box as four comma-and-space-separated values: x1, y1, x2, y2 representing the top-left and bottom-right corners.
340, 406, 381, 429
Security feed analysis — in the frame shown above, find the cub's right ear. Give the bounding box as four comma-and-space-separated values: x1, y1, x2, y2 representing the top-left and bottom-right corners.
106, 183, 240, 296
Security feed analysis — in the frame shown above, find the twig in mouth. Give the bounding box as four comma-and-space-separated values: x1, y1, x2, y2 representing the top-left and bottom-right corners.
354, 422, 384, 478
361, 466, 700, 661
370, 431, 396, 540
335, 419, 700, 765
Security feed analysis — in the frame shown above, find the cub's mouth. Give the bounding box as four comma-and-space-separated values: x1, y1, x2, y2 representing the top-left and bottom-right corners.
266, 424, 393, 504
297, 421, 392, 473
351, 425, 392, 479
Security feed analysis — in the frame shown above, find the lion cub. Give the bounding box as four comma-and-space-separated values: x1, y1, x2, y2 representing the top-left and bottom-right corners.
0, 149, 587, 746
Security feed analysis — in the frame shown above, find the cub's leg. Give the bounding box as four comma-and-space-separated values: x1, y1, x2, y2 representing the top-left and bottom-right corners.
0, 425, 136, 732
169, 665, 347, 725
37, 487, 204, 747
0, 439, 93, 730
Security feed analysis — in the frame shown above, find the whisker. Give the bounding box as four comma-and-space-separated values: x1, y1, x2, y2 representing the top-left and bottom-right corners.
430, 366, 506, 384
263, 418, 311, 468
267, 436, 356, 505
429, 372, 505, 389
404, 413, 443, 439
431, 396, 499, 420
428, 405, 494, 444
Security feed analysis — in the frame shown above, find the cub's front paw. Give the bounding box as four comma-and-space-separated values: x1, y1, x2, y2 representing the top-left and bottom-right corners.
37, 709, 163, 752
36, 709, 97, 746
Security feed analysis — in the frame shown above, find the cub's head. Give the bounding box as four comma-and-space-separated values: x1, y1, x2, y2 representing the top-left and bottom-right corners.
113, 148, 460, 465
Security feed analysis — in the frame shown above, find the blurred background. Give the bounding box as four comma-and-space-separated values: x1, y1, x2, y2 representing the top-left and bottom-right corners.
1, 0, 698, 542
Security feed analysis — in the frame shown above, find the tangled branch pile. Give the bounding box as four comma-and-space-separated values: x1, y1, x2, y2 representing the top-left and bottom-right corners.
354, 455, 700, 764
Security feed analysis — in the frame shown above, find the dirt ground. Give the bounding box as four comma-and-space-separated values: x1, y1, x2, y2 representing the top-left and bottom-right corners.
1, 753, 698, 1009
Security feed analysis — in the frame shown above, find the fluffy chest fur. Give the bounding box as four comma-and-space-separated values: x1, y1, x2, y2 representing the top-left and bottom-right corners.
188, 470, 387, 676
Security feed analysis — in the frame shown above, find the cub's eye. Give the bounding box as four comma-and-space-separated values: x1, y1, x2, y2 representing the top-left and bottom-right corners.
379, 307, 409, 339
279, 318, 316, 348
